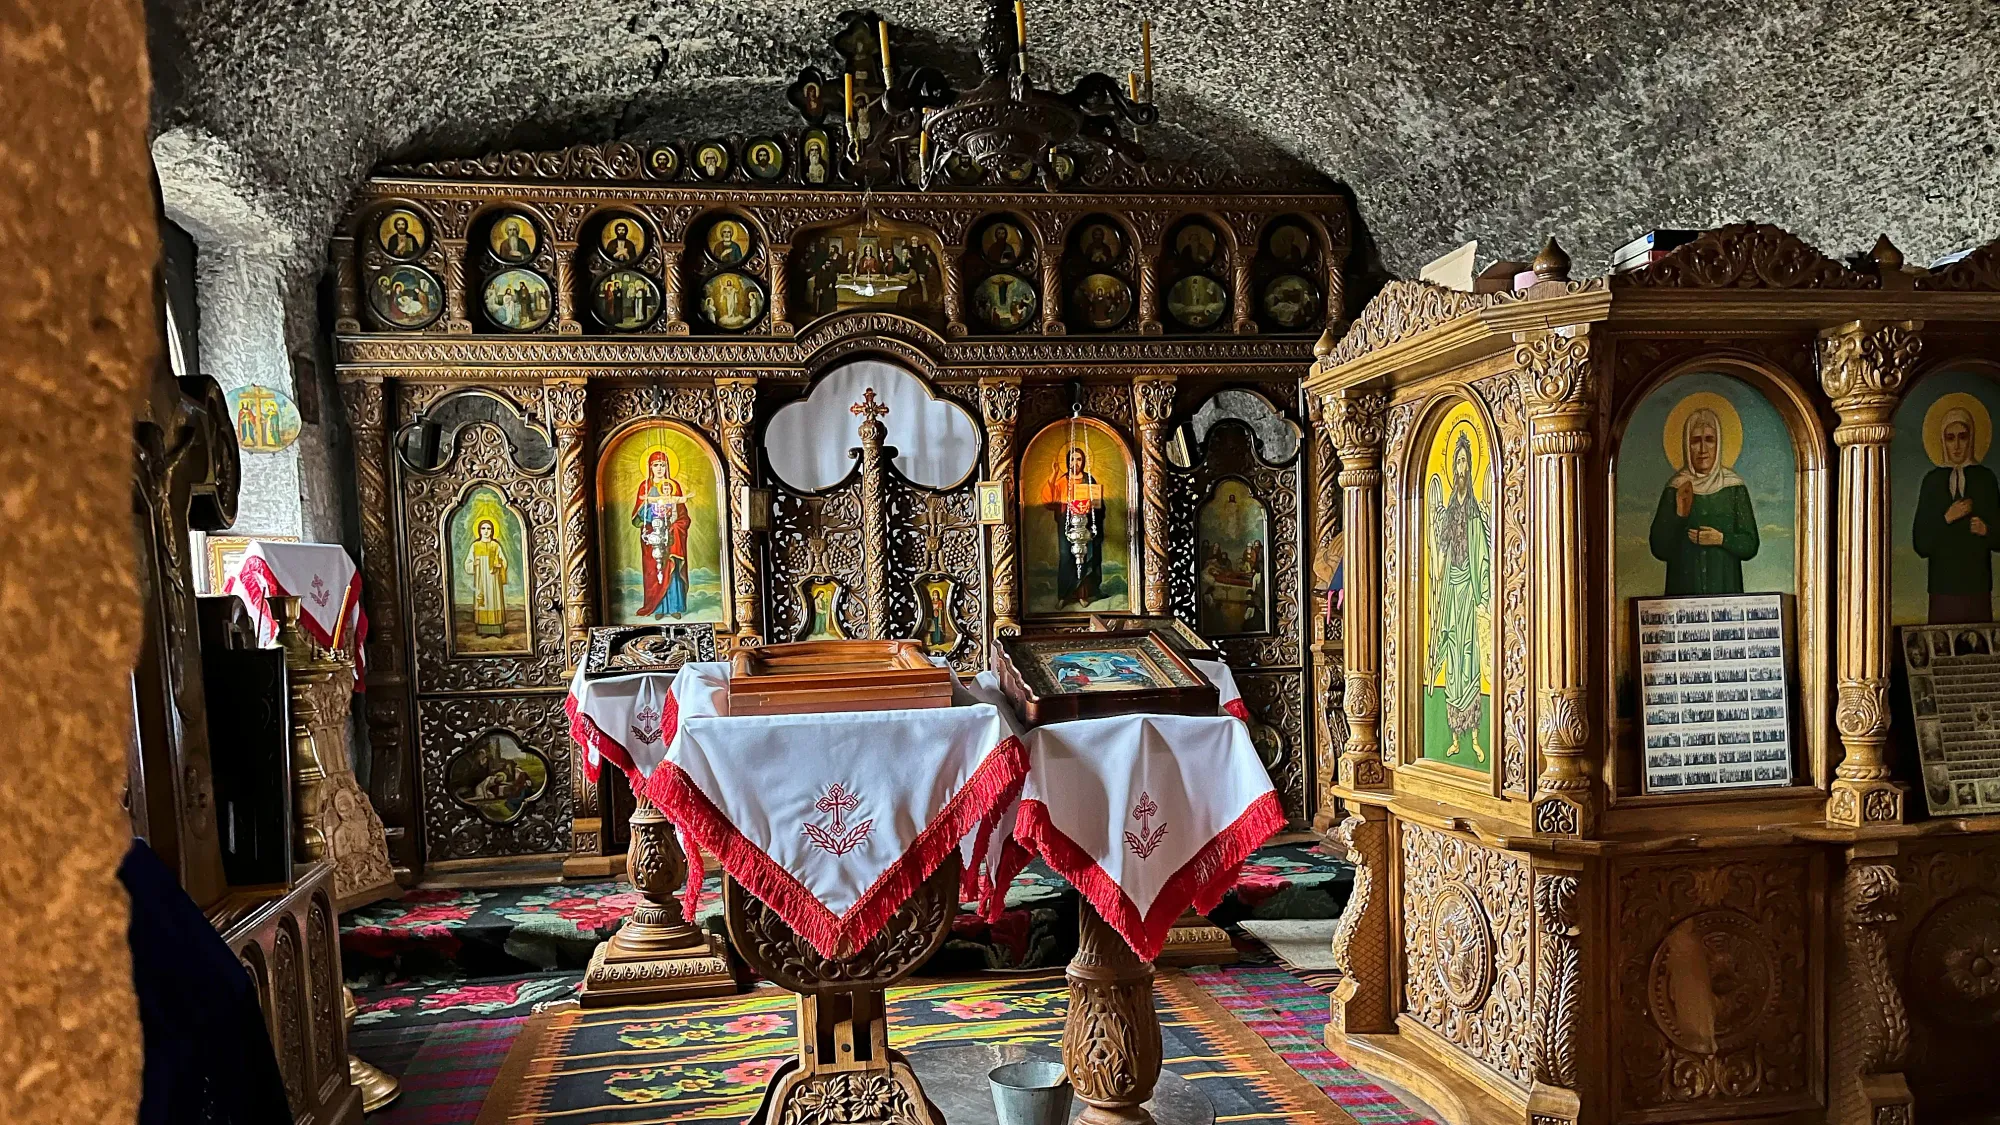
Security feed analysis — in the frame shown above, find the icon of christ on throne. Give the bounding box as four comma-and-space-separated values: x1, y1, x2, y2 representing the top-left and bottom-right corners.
632, 449, 692, 619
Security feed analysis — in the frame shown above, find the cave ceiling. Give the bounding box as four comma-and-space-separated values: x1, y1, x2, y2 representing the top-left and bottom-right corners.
149, 0, 1997, 294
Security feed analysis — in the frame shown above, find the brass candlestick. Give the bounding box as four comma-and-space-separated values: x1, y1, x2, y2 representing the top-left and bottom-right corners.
343, 987, 401, 1113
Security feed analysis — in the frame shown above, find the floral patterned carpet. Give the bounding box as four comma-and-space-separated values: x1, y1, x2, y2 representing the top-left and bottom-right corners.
340, 836, 1351, 1028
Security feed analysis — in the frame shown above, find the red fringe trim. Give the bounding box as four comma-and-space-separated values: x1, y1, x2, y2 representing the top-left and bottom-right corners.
646, 734, 1028, 958
227, 557, 369, 691
1015, 788, 1285, 962
958, 772, 1026, 906
1223, 698, 1251, 723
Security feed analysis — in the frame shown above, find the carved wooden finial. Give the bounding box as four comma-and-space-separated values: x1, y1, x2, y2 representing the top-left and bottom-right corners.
1871, 234, 1904, 273
850, 387, 890, 423
1313, 327, 1337, 360
1532, 237, 1571, 283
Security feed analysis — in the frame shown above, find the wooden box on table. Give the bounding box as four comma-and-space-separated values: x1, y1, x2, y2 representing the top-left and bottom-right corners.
991, 629, 1218, 727
1307, 227, 2000, 1125
726, 639, 953, 716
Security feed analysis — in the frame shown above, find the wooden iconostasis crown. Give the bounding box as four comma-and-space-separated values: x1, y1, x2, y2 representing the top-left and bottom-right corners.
330, 12, 1352, 878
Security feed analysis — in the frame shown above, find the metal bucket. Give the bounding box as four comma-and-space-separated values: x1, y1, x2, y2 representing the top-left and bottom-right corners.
988, 1059, 1072, 1125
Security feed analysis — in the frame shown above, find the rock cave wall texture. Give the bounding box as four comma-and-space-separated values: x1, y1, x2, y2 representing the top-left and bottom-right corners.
145, 0, 1997, 532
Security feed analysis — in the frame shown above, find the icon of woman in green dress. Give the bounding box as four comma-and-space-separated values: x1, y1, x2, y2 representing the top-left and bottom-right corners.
1649, 397, 1759, 595
1913, 393, 2000, 623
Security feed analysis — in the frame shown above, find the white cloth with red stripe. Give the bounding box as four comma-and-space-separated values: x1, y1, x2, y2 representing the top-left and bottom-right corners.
567, 661, 1025, 958
222, 540, 367, 685
564, 655, 1279, 963
957, 658, 1282, 961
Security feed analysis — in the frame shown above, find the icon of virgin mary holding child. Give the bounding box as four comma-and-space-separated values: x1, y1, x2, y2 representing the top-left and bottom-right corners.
632, 449, 691, 618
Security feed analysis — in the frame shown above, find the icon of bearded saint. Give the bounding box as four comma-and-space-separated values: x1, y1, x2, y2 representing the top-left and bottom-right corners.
1427, 430, 1490, 761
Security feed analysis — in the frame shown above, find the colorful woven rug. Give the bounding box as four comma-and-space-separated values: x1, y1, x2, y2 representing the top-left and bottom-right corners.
349, 1015, 529, 1125
477, 971, 1418, 1125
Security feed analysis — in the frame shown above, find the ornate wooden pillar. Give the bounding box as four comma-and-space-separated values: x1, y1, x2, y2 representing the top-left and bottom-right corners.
717, 378, 762, 643
944, 244, 969, 338
441, 241, 473, 334
1527, 858, 1586, 1125
1324, 388, 1389, 790
332, 237, 362, 334
553, 244, 582, 335
1064, 904, 1162, 1125
1834, 845, 1914, 1123
854, 389, 891, 638
981, 377, 1022, 637
1133, 375, 1176, 616
1325, 803, 1393, 1035
339, 376, 416, 875
1514, 324, 1600, 838
1039, 252, 1065, 335
1136, 248, 1163, 337
1819, 319, 1922, 826
662, 243, 690, 335
1231, 252, 1255, 335
767, 244, 793, 336
1307, 389, 1346, 831
547, 378, 594, 672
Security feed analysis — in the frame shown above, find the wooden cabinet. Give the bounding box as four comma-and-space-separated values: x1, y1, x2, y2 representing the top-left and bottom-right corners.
1307, 226, 2000, 1125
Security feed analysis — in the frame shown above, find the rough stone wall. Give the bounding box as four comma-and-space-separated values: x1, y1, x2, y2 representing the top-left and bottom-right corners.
0, 0, 151, 1120
147, 0, 1997, 286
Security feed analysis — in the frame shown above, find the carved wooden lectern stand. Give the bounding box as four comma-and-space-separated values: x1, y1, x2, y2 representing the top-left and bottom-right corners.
1065, 905, 1166, 1125
725, 858, 960, 1125
578, 797, 735, 1006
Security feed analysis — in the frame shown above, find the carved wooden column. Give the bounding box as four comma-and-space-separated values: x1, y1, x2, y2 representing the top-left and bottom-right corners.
547, 378, 594, 672
579, 797, 735, 1006
1325, 803, 1394, 1036
441, 241, 473, 334
1307, 389, 1347, 831
1136, 248, 1163, 336
768, 244, 794, 336
981, 377, 1023, 636
1133, 375, 1176, 617
275, 599, 396, 909
1324, 388, 1389, 790
1064, 904, 1162, 1125
662, 243, 690, 335
717, 378, 762, 643
1819, 319, 1923, 827
553, 244, 583, 335
332, 237, 362, 334
1514, 324, 1600, 838
339, 377, 416, 875
944, 244, 969, 337
853, 389, 891, 638
1834, 846, 1914, 1124
1527, 859, 1586, 1125
1040, 255, 1065, 335
1231, 251, 1255, 334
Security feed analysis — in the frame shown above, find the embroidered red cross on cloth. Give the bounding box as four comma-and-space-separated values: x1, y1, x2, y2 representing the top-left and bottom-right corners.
567, 662, 1027, 959
222, 540, 368, 689
957, 659, 1281, 962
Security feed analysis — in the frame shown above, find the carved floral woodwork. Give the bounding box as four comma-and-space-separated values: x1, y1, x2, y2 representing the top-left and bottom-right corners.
1133, 376, 1176, 617
280, 636, 395, 907
1327, 806, 1393, 1035
1818, 320, 1924, 827
1470, 370, 1532, 797
1065, 904, 1164, 1125
1611, 223, 1879, 291
981, 377, 1022, 636
579, 797, 734, 1005
1400, 823, 1534, 1088
1613, 854, 1817, 1115
1530, 871, 1582, 1093
413, 695, 571, 861
716, 378, 762, 642
547, 378, 594, 670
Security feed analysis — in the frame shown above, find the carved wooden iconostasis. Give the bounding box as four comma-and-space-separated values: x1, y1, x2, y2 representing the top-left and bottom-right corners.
332, 14, 1350, 880
1308, 227, 2000, 1125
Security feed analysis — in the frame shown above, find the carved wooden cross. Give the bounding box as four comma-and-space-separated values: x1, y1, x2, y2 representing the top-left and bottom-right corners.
850, 387, 889, 425
917, 494, 951, 571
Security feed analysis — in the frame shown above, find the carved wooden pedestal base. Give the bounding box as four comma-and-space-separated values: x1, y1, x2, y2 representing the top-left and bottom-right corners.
578, 798, 735, 1007
726, 858, 959, 1125
1154, 910, 1236, 967
1065, 904, 1164, 1125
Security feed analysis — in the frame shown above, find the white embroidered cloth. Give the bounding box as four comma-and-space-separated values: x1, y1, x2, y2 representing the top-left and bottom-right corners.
223, 540, 367, 684
958, 659, 1281, 962
566, 662, 1025, 958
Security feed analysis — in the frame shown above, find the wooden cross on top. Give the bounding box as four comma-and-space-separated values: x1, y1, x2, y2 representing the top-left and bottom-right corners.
850, 387, 890, 423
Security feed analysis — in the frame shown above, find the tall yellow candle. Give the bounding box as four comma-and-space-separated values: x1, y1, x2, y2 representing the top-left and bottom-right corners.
1141, 19, 1153, 94
1015, 1, 1027, 52
1128, 71, 1139, 101
844, 72, 856, 133
878, 20, 893, 85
